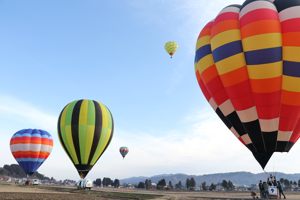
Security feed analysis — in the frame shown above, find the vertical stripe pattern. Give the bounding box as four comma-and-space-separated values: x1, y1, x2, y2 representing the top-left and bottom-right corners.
240, 0, 282, 157
195, 0, 300, 169
10, 129, 53, 175
57, 99, 113, 178
195, 20, 256, 153
275, 0, 300, 152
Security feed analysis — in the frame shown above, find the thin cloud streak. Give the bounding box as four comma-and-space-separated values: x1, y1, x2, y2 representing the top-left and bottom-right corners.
0, 95, 57, 131
1, 95, 300, 180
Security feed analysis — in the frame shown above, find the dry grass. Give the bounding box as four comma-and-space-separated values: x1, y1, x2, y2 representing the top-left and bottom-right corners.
1, 183, 300, 200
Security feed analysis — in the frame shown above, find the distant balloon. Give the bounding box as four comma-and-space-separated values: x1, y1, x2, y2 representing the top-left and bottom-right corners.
164, 41, 178, 58
10, 129, 53, 176
57, 99, 114, 178
119, 147, 129, 159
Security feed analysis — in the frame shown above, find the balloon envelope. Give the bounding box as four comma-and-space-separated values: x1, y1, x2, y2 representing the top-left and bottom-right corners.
119, 147, 129, 158
57, 99, 114, 178
164, 41, 178, 58
10, 129, 53, 175
194, 0, 300, 169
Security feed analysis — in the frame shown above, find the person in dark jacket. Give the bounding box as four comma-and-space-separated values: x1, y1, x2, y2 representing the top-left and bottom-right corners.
277, 181, 286, 199
267, 178, 272, 186
272, 177, 277, 187
259, 180, 264, 198
263, 181, 269, 199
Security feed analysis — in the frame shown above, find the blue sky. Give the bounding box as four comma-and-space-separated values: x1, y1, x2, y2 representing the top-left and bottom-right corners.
0, 0, 202, 131
1, 0, 300, 180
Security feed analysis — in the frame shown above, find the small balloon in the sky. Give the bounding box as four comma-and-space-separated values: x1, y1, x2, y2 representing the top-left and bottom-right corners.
164, 41, 179, 58
119, 146, 129, 159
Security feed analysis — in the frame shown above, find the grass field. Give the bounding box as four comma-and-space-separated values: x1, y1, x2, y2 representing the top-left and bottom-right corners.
1, 183, 300, 200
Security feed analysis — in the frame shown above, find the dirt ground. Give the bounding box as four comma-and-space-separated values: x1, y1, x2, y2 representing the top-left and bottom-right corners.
1, 184, 300, 200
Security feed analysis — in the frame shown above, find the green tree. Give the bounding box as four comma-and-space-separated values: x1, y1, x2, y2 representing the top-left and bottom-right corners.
186, 178, 191, 189
284, 179, 290, 188
190, 177, 196, 190
93, 178, 101, 187
137, 182, 145, 188
221, 180, 228, 190
157, 179, 167, 190
228, 180, 234, 191
209, 183, 216, 191
102, 177, 112, 187
293, 181, 297, 186
280, 178, 284, 184
168, 181, 173, 189
175, 181, 182, 190
145, 179, 152, 190
201, 182, 207, 191
113, 179, 120, 188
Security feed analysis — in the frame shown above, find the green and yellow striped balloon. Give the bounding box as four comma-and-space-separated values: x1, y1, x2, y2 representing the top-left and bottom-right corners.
164, 41, 178, 58
57, 99, 114, 178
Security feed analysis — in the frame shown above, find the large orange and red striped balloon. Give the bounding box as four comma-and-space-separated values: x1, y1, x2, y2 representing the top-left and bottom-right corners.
195, 0, 300, 169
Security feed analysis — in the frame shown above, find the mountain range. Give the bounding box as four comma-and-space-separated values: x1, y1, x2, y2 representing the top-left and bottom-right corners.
0, 164, 49, 180
2, 164, 300, 187
120, 172, 300, 186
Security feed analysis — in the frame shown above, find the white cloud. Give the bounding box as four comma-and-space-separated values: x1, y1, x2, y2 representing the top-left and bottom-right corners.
1, 95, 300, 181
0, 95, 61, 176
100, 0, 300, 178
0, 95, 57, 131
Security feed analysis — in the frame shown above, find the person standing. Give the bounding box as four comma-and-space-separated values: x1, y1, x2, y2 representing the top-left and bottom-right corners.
273, 177, 277, 187
277, 181, 286, 199
263, 181, 269, 199
259, 180, 264, 198
267, 178, 272, 186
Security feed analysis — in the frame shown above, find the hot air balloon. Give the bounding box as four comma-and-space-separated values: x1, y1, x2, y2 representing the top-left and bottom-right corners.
165, 41, 178, 58
57, 99, 114, 178
119, 147, 129, 159
195, 0, 300, 169
10, 129, 53, 176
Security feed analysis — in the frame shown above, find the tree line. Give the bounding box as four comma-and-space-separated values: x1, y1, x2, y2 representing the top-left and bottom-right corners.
0, 164, 49, 180
136, 177, 197, 190
133, 178, 300, 191
93, 177, 120, 188
200, 180, 234, 191
135, 179, 234, 191
2, 165, 300, 191
277, 178, 300, 190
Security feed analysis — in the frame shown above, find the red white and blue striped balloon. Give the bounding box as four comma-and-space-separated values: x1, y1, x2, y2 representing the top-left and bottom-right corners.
10, 129, 53, 175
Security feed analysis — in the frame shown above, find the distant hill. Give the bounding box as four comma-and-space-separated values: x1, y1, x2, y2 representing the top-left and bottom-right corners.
121, 172, 300, 186
0, 164, 50, 180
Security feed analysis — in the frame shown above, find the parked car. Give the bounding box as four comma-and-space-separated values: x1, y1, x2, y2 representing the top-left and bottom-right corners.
76, 179, 93, 190
32, 179, 41, 185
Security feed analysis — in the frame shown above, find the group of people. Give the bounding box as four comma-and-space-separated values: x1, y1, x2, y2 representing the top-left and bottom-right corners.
258, 175, 286, 199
